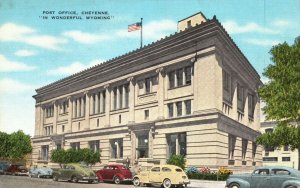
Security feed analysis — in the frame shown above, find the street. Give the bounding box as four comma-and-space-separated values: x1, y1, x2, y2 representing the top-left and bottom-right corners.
0, 175, 226, 188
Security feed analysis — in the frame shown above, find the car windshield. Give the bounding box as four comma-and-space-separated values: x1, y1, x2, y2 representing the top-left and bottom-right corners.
121, 166, 129, 170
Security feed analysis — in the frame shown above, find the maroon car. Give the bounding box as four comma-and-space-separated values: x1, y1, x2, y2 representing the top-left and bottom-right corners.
4, 164, 28, 176
96, 164, 132, 184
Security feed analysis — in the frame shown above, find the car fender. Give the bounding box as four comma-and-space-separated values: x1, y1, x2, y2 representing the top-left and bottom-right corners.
227, 178, 250, 188
281, 180, 300, 188
114, 173, 125, 180
133, 174, 150, 184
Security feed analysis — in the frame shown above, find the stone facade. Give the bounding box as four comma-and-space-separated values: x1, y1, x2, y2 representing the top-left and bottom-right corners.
261, 121, 299, 169
32, 13, 262, 172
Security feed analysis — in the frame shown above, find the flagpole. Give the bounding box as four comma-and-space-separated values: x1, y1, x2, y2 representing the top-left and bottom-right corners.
140, 18, 143, 48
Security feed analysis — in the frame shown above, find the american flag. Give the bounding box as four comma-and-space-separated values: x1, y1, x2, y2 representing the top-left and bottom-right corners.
128, 22, 142, 32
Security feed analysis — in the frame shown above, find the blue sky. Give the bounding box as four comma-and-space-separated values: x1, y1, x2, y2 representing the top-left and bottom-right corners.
0, 0, 299, 136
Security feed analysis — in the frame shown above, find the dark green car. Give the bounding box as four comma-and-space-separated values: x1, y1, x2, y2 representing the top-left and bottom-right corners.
52, 163, 97, 183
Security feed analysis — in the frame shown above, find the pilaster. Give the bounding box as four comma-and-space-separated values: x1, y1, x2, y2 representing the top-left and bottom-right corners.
67, 96, 73, 132
128, 77, 135, 123
84, 91, 90, 130
156, 68, 165, 119
105, 85, 111, 127
53, 101, 58, 135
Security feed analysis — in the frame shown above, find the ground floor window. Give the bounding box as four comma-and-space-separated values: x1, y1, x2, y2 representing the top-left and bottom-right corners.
110, 138, 123, 159
70, 142, 80, 150
89, 140, 100, 152
167, 133, 186, 157
41, 145, 49, 161
137, 133, 149, 158
228, 134, 236, 160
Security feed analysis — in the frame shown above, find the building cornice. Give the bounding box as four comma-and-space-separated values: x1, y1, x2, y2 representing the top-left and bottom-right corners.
33, 16, 262, 102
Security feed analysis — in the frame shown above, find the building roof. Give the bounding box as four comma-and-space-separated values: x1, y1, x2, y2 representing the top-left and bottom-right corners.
33, 15, 262, 102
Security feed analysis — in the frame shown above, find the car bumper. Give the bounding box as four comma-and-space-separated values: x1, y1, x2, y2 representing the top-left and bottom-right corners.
82, 176, 98, 181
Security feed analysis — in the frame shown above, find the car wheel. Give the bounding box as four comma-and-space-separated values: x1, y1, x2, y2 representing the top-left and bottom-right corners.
133, 177, 140, 186
163, 178, 172, 188
88, 180, 93, 184
71, 176, 79, 183
37, 173, 41, 178
229, 183, 240, 188
53, 174, 58, 181
114, 176, 121, 184
285, 186, 296, 188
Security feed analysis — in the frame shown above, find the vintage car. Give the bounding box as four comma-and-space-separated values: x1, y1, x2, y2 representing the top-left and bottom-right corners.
4, 164, 28, 176
29, 167, 53, 178
226, 166, 300, 188
52, 163, 97, 183
0, 162, 9, 174
96, 164, 133, 184
133, 164, 190, 188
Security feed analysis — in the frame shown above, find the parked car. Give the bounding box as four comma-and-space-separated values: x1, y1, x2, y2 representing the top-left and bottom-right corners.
96, 164, 133, 184
0, 162, 9, 175
29, 167, 53, 178
4, 164, 28, 176
133, 164, 190, 188
226, 166, 300, 188
52, 163, 97, 183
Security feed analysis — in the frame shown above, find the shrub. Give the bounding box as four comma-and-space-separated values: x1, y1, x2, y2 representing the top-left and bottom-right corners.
200, 166, 211, 174
218, 166, 233, 175
186, 166, 199, 174
166, 154, 186, 169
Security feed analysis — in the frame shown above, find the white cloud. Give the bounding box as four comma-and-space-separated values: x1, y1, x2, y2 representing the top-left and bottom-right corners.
0, 22, 67, 50
116, 19, 177, 40
245, 38, 281, 46
14, 49, 37, 57
47, 59, 103, 76
271, 19, 290, 28
63, 30, 111, 44
0, 78, 35, 94
0, 54, 35, 72
223, 20, 278, 34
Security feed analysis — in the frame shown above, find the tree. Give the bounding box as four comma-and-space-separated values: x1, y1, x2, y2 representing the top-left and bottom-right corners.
0, 130, 32, 163
167, 155, 186, 170
51, 148, 101, 167
257, 37, 300, 169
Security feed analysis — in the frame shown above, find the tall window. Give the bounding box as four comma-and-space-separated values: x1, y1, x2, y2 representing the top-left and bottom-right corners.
92, 94, 96, 114
228, 134, 236, 160
89, 140, 100, 152
41, 145, 49, 161
242, 139, 248, 161
168, 103, 174, 118
62, 125, 65, 133
113, 87, 117, 110
119, 86, 123, 109
70, 142, 80, 150
125, 85, 129, 108
176, 102, 182, 116
102, 91, 106, 112
252, 142, 257, 160
45, 105, 54, 118
237, 84, 243, 101
223, 70, 230, 91
60, 101, 68, 114
185, 66, 192, 85
167, 133, 186, 157
111, 139, 123, 159
185, 100, 191, 115
169, 66, 192, 89
248, 94, 254, 118
176, 69, 184, 86
145, 78, 151, 93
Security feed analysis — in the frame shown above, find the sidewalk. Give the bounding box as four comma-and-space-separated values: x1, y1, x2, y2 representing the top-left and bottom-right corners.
189, 179, 226, 188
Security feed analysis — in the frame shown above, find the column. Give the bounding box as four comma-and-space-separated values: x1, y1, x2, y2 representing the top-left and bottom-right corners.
116, 87, 120, 109
85, 91, 90, 130
244, 88, 249, 126
81, 97, 85, 117
122, 85, 126, 109
182, 101, 186, 116
76, 99, 80, 118
89, 94, 94, 115
95, 93, 99, 114
105, 85, 111, 127
127, 77, 135, 123
183, 68, 186, 85
232, 77, 238, 121
38, 105, 44, 136
156, 68, 165, 119
100, 91, 104, 113
53, 101, 57, 135
72, 99, 76, 118
174, 71, 178, 87
67, 96, 73, 132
